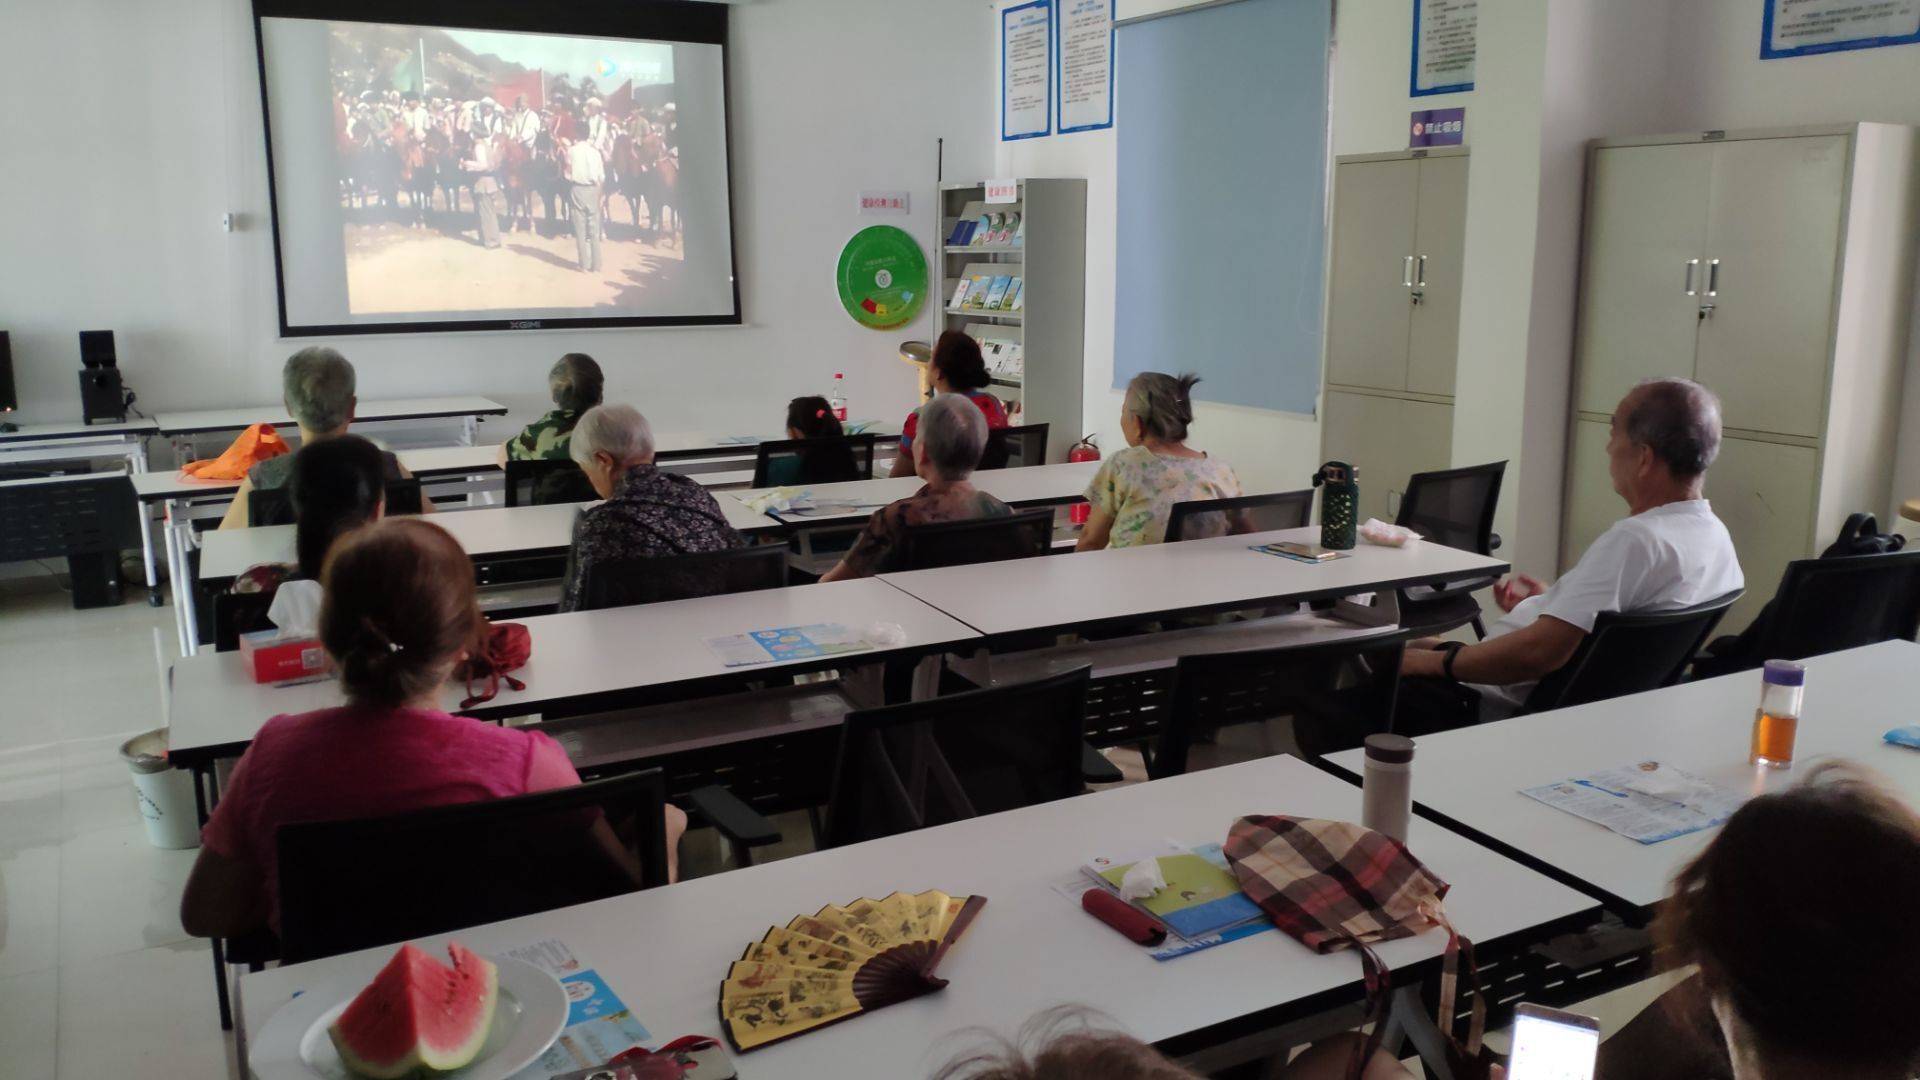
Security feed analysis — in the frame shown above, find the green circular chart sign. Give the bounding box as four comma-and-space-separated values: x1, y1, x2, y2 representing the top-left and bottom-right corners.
836, 225, 928, 330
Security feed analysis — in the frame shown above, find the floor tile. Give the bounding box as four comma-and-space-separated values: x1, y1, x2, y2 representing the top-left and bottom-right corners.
56, 942, 234, 1080
56, 823, 196, 963
0, 846, 60, 978
0, 968, 58, 1080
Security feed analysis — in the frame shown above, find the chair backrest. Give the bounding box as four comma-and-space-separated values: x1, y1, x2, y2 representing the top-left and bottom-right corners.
1752, 550, 1920, 661
247, 478, 423, 526
894, 508, 1054, 572
1165, 489, 1316, 543
504, 458, 599, 508
1154, 630, 1413, 776
978, 423, 1050, 471
213, 590, 279, 652
1395, 460, 1506, 554
821, 667, 1090, 848
751, 434, 879, 488
578, 543, 789, 611
276, 769, 669, 964
1523, 589, 1743, 713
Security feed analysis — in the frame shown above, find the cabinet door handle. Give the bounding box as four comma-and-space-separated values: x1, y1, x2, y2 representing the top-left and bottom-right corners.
1684, 258, 1699, 296
1706, 258, 1720, 297
1403, 255, 1415, 288
1416, 255, 1428, 287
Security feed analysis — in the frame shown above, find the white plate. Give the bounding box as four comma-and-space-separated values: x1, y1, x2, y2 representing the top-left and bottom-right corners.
250, 955, 568, 1080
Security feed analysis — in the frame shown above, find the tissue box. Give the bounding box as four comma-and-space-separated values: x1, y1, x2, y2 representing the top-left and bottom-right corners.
237, 630, 331, 685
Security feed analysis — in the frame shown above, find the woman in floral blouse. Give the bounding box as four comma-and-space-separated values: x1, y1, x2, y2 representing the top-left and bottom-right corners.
1077, 372, 1241, 550
558, 404, 746, 611
822, 393, 1011, 580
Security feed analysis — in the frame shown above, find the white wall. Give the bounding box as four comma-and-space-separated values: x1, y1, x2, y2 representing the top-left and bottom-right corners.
0, 0, 990, 445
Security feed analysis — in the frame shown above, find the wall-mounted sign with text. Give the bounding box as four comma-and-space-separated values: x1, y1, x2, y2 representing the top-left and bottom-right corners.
1410, 107, 1465, 147
985, 179, 1021, 204
1761, 0, 1920, 59
857, 191, 910, 215
1411, 0, 1476, 96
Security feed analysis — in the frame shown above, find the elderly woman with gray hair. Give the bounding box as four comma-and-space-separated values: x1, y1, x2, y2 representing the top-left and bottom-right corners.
557, 403, 745, 612
497, 353, 605, 467
1077, 371, 1241, 551
219, 347, 427, 529
821, 393, 1013, 581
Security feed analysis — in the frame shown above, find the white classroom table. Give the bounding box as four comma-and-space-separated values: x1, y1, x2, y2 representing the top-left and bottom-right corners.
237, 755, 1597, 1079
195, 499, 780, 584
731, 459, 1100, 527
0, 419, 163, 598
154, 395, 508, 443
166, 577, 979, 773
881, 527, 1511, 639
1323, 640, 1920, 914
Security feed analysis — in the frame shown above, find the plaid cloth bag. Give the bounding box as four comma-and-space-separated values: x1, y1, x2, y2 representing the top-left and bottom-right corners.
1224, 815, 1489, 1080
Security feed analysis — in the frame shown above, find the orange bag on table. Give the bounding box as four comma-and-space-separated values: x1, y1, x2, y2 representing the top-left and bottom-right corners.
179, 423, 291, 481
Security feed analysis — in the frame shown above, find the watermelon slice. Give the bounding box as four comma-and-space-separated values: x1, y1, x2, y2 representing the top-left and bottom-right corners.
327, 941, 499, 1078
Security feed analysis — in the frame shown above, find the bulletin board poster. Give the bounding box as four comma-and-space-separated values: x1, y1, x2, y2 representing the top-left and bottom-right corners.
1761, 0, 1920, 59
1057, 0, 1114, 134
1003, 0, 1053, 140
1411, 0, 1477, 96
835, 226, 928, 330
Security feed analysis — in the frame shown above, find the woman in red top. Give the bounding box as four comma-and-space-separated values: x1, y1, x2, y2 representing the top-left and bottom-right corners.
890, 331, 1010, 477
180, 517, 685, 939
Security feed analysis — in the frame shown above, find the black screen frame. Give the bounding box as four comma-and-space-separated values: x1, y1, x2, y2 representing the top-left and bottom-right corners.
251, 0, 741, 338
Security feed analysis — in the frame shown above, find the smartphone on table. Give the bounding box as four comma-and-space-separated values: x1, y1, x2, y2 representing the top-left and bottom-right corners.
1507, 1003, 1600, 1080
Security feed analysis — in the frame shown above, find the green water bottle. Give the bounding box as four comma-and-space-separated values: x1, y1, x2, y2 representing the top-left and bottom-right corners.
1313, 461, 1358, 550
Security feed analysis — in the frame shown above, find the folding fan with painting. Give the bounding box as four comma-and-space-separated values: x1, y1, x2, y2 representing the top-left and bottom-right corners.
720, 890, 987, 1052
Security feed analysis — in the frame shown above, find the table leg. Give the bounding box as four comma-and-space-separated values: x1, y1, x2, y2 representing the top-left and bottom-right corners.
1382, 985, 1457, 1080
164, 502, 199, 655
462, 415, 477, 447
130, 443, 162, 605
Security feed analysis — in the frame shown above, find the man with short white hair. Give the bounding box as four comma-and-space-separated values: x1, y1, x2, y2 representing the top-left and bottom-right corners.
1400, 377, 1743, 722
822, 393, 1014, 580
558, 404, 745, 611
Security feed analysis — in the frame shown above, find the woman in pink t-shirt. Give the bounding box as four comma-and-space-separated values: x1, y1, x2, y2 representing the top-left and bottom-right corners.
180, 518, 685, 940
890, 331, 1011, 478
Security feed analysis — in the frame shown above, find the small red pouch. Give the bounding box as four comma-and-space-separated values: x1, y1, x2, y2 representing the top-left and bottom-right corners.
1082, 888, 1167, 946
457, 621, 531, 708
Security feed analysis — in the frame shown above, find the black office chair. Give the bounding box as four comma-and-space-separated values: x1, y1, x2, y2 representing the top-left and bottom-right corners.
212, 590, 279, 651
1393, 461, 1506, 639
276, 770, 671, 964
894, 508, 1054, 571
978, 423, 1050, 471
1100, 631, 1413, 777
1521, 590, 1742, 714
578, 544, 789, 612
818, 668, 1092, 848
1695, 550, 1920, 676
1165, 489, 1315, 543
248, 478, 424, 526
751, 434, 879, 488
505, 458, 599, 507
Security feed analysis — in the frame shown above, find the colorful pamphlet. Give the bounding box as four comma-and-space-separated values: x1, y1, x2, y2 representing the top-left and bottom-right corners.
1005, 278, 1024, 311
946, 219, 976, 246
972, 214, 994, 245
1090, 849, 1266, 940
504, 940, 654, 1080
960, 276, 992, 310
1521, 762, 1747, 844
706, 624, 874, 667
949, 277, 973, 309
982, 275, 1013, 310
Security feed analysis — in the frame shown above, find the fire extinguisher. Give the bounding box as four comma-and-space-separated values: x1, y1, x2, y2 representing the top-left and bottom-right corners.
1068, 435, 1101, 526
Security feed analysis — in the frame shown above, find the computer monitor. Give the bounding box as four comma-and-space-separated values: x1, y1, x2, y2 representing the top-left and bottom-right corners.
0, 331, 16, 414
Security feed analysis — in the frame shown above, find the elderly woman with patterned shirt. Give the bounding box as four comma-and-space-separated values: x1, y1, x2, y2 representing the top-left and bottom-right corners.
557, 404, 745, 612
497, 353, 604, 467
821, 393, 1012, 581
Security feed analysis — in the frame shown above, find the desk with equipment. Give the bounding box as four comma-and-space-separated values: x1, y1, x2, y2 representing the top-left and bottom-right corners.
1322, 640, 1920, 915
0, 419, 159, 605
238, 754, 1597, 1079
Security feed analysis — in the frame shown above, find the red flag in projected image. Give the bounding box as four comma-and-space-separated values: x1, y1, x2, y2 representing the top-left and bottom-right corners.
491, 69, 543, 111
604, 79, 634, 117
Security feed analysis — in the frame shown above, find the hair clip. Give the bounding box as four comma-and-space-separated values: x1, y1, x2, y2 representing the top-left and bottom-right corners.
815, 409, 826, 419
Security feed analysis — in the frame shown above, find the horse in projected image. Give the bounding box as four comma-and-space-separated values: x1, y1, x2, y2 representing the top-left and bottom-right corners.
400, 132, 435, 227
609, 129, 680, 247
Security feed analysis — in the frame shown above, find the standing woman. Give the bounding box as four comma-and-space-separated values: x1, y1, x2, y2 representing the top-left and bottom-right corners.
889, 331, 1011, 477
1077, 373, 1241, 551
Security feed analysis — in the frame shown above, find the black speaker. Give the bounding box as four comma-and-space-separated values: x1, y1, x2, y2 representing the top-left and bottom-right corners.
79, 329, 117, 369
80, 368, 125, 424
0, 331, 16, 414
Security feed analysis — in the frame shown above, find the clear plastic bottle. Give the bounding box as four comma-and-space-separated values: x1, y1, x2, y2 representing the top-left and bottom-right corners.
828, 373, 848, 422
1750, 659, 1805, 768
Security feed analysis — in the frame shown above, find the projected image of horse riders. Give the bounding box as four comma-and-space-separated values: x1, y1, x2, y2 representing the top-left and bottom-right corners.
328, 24, 685, 314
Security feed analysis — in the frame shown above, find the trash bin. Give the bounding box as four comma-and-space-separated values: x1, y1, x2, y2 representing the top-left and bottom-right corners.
120, 730, 201, 850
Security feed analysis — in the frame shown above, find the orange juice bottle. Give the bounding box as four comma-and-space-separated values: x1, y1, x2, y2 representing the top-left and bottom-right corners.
1750, 660, 1805, 769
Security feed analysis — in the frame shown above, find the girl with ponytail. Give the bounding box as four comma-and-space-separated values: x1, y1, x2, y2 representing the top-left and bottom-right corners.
1077, 372, 1243, 550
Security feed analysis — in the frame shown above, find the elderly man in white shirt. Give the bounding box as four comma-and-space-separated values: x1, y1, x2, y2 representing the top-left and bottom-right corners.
563, 136, 607, 272
1400, 377, 1743, 723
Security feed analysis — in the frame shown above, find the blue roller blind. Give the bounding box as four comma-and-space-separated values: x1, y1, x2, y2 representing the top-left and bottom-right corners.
1114, 0, 1330, 414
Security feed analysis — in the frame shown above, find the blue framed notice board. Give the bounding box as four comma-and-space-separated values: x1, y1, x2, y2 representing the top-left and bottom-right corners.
1761, 0, 1920, 59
